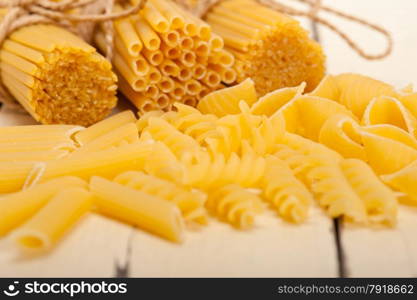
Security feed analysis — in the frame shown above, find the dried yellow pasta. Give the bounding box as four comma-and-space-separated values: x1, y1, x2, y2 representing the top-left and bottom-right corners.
340, 159, 398, 226
262, 156, 313, 223
251, 83, 305, 117
362, 96, 417, 137
90, 176, 185, 242
382, 160, 417, 206
319, 114, 366, 160
361, 131, 417, 175
335, 73, 397, 118
197, 78, 257, 116
1, 24, 117, 125
0, 177, 87, 236
202, 0, 325, 95
97, 0, 235, 112
11, 187, 92, 251
74, 111, 137, 146
114, 171, 207, 224
206, 184, 263, 229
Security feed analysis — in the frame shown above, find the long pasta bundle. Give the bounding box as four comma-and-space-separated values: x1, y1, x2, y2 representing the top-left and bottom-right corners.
0, 22, 118, 126
202, 0, 326, 95
95, 0, 236, 113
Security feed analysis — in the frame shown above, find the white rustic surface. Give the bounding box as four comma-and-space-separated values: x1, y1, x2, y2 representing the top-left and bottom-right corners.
0, 0, 416, 278
320, 0, 417, 277
0, 214, 133, 278
130, 208, 337, 277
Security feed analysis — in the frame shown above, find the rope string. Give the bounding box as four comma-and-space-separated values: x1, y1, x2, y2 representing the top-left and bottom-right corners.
174, 0, 393, 61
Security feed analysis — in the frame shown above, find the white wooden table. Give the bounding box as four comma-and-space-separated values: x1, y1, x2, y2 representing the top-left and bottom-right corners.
0, 0, 416, 278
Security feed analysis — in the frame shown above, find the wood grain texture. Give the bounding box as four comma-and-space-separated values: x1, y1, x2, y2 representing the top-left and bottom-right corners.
341, 207, 417, 277
130, 208, 338, 277
0, 214, 133, 277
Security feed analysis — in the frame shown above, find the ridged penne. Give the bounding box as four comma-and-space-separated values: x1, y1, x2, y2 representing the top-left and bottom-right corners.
90, 176, 184, 242
114, 171, 207, 224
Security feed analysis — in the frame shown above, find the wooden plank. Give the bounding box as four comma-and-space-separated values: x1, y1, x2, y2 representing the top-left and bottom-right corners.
130, 207, 338, 277
320, 0, 417, 277
341, 207, 417, 277
0, 214, 133, 277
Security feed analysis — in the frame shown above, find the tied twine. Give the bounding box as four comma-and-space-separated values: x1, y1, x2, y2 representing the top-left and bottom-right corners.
0, 0, 148, 111
175, 0, 393, 61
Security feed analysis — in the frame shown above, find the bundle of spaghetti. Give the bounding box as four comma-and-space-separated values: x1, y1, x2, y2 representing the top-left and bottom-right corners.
0, 18, 118, 125
261, 156, 313, 223
206, 184, 263, 229
95, 0, 236, 114
201, 0, 325, 96
114, 171, 208, 225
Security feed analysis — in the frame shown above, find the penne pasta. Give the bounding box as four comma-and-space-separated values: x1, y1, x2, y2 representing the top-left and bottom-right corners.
12, 187, 92, 251
90, 176, 185, 242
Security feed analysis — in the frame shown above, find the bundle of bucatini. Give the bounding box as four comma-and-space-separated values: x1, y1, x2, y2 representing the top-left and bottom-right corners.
95, 0, 324, 113
1, 73, 416, 253
95, 0, 236, 114
0, 12, 118, 126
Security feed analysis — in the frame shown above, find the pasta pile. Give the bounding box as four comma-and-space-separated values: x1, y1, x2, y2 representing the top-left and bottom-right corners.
2, 73, 417, 252
95, 0, 236, 114
0, 18, 118, 126
201, 0, 326, 95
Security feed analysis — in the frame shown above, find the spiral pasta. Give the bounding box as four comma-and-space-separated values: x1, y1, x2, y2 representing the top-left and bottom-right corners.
182, 151, 266, 190
279, 133, 368, 223
114, 171, 207, 225
340, 159, 398, 226
261, 156, 313, 223
142, 117, 203, 158
206, 184, 263, 229
143, 141, 186, 184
